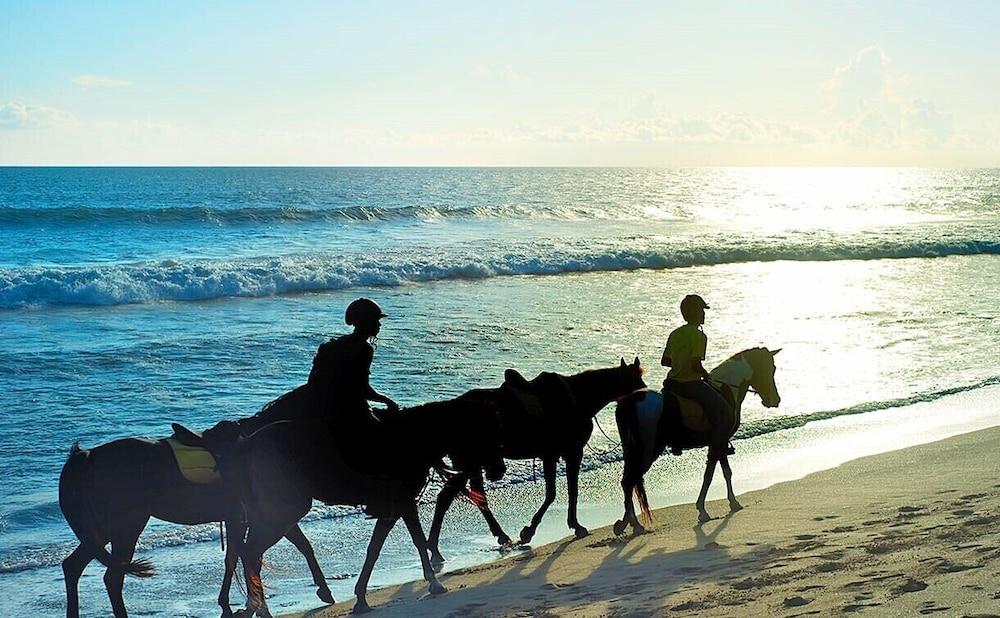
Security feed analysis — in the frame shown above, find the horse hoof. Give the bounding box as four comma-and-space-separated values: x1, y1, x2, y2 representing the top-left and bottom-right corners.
316, 586, 335, 604
729, 500, 743, 513
352, 600, 372, 614
429, 580, 447, 595
497, 533, 512, 546
430, 553, 445, 573
698, 511, 712, 524
220, 608, 234, 618
233, 610, 253, 618
613, 520, 627, 536
519, 526, 534, 544
632, 524, 647, 536
573, 526, 590, 539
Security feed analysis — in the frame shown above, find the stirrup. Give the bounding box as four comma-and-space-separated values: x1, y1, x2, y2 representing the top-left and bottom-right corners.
725, 442, 736, 456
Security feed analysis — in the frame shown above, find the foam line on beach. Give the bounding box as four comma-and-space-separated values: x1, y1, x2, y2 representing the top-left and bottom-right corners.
4, 376, 996, 577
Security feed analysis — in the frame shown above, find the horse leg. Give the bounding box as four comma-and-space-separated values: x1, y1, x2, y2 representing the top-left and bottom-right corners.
353, 517, 396, 614
427, 471, 466, 572
63, 544, 92, 618
695, 452, 719, 523
470, 469, 512, 546
284, 524, 334, 604
720, 454, 742, 512
401, 507, 446, 595
218, 520, 243, 617
237, 521, 288, 618
564, 446, 589, 538
519, 456, 557, 544
104, 518, 147, 618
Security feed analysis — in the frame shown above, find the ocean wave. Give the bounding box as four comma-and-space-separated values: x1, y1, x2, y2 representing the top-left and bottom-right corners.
3, 236, 1000, 309
0, 203, 544, 226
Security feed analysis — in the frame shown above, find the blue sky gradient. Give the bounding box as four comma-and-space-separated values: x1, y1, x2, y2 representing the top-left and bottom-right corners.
2, 1, 998, 165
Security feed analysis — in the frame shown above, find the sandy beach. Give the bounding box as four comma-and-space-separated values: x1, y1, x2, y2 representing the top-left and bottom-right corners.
283, 426, 1000, 617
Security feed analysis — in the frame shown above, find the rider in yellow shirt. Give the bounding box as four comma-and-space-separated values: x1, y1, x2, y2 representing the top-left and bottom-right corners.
661, 294, 731, 457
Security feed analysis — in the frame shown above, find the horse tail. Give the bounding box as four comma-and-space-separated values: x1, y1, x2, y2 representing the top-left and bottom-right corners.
634, 478, 653, 526
615, 395, 639, 457
59, 443, 155, 578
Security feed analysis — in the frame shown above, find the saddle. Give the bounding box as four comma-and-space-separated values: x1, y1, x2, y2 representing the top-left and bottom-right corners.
662, 382, 738, 456
500, 369, 546, 419
168, 420, 243, 482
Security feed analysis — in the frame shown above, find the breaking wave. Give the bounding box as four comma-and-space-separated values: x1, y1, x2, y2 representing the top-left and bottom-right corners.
3, 236, 999, 309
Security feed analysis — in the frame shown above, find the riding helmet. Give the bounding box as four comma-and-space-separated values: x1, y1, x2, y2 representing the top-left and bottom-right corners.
345, 298, 388, 326
680, 294, 710, 321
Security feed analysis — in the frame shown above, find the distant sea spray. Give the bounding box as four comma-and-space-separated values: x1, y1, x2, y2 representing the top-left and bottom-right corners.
2, 233, 999, 308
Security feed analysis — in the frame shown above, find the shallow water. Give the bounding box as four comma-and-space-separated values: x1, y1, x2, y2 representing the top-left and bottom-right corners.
1, 167, 998, 616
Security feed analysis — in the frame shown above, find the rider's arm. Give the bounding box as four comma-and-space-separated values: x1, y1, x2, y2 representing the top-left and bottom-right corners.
692, 358, 710, 379
366, 386, 400, 412
661, 333, 673, 367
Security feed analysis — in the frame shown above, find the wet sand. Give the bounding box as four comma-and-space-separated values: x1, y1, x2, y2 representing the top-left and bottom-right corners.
283, 426, 1000, 617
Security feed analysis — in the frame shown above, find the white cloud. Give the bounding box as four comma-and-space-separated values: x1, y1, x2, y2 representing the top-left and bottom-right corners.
822, 46, 954, 147
0, 102, 74, 130
72, 74, 131, 88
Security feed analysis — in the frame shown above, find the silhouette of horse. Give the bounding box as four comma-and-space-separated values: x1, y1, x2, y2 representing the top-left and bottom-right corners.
58, 386, 334, 618
426, 358, 647, 570
232, 394, 507, 617
613, 347, 781, 535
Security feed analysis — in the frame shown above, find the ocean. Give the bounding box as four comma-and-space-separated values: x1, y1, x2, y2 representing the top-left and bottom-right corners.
1, 167, 998, 616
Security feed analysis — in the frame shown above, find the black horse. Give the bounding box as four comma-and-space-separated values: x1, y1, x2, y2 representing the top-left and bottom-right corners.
58, 385, 334, 618
233, 393, 507, 617
613, 347, 781, 535
426, 358, 646, 570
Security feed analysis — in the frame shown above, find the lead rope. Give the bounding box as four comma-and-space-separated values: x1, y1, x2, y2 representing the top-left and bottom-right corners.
220, 521, 225, 552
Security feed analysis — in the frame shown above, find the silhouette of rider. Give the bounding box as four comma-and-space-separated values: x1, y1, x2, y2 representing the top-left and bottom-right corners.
661, 294, 731, 457
308, 298, 399, 447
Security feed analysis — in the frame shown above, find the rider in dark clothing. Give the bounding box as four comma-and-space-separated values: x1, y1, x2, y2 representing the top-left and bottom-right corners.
661, 294, 731, 457
308, 298, 399, 451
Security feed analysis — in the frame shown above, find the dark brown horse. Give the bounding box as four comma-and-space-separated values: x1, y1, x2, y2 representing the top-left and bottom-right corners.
58, 386, 334, 618
233, 393, 507, 617
613, 347, 781, 535
426, 358, 646, 570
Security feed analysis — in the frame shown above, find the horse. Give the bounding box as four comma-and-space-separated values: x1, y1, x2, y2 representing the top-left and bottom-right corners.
612, 347, 781, 535
58, 385, 334, 618
232, 393, 507, 617
426, 358, 647, 570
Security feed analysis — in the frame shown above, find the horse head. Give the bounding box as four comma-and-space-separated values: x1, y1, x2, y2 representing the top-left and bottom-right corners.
617, 356, 648, 395
746, 347, 781, 408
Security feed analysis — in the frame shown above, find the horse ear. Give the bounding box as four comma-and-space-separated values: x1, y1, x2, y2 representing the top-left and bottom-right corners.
620, 357, 626, 367
769, 348, 782, 356
633, 356, 640, 367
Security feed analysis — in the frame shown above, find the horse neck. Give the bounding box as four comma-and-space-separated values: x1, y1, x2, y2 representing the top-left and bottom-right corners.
398, 400, 457, 459
564, 369, 626, 418
709, 354, 752, 409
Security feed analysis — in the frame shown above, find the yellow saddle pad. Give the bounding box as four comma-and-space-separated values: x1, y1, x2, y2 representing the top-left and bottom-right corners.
165, 438, 221, 484
511, 388, 544, 418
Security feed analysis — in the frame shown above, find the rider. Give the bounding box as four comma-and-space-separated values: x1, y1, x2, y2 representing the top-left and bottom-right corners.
308, 298, 400, 441
661, 294, 731, 457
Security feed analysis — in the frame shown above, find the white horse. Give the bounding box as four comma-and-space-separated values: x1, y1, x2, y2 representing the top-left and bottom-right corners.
613, 347, 781, 534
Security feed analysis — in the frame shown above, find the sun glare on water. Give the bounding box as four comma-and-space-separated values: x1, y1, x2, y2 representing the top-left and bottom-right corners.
706, 168, 938, 231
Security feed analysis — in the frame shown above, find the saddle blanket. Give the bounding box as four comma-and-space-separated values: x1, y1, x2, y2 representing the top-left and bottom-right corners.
164, 438, 221, 484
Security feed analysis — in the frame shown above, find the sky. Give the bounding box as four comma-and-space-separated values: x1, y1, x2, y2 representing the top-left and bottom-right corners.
1, 1, 998, 166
